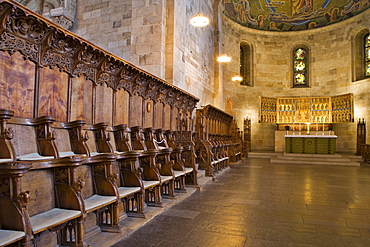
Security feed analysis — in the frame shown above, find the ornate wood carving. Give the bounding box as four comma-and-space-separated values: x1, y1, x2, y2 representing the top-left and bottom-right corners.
0, 0, 199, 112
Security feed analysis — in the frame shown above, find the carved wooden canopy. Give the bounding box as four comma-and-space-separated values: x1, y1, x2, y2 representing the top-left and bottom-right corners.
0, 0, 199, 112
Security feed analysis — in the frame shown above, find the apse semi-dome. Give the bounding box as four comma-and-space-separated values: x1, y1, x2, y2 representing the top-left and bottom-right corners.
223, 0, 370, 31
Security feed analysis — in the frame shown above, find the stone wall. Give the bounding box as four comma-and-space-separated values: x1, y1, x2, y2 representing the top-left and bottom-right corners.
74, 0, 132, 61
74, 0, 216, 108
222, 9, 370, 153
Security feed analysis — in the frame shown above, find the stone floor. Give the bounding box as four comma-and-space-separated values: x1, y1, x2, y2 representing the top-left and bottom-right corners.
106, 158, 370, 246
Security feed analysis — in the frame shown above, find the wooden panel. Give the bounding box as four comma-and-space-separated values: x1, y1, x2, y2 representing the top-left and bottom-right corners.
76, 165, 94, 199
21, 169, 55, 216
53, 127, 72, 152
143, 99, 153, 128
9, 124, 38, 156
0, 51, 35, 118
115, 89, 129, 126
39, 67, 68, 122
171, 107, 179, 130
154, 102, 163, 128
130, 95, 143, 127
95, 84, 113, 125
163, 104, 171, 130
70, 76, 89, 121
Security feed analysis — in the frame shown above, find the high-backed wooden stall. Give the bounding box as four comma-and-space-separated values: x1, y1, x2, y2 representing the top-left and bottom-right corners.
195, 105, 242, 178
0, 1, 199, 246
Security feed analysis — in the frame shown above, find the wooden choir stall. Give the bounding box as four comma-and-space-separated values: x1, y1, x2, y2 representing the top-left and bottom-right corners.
194, 105, 243, 179
0, 1, 206, 246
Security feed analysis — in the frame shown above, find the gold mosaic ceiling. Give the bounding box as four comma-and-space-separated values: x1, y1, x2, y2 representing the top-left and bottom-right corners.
223, 0, 370, 31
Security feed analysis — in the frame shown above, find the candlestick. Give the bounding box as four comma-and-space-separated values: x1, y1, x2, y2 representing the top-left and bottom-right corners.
306, 123, 310, 135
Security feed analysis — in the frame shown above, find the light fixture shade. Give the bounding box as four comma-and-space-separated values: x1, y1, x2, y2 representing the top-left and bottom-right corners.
232, 75, 243, 82
217, 54, 231, 63
190, 14, 210, 27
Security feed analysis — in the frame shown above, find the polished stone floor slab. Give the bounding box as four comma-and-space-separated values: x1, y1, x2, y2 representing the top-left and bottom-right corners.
112, 158, 370, 247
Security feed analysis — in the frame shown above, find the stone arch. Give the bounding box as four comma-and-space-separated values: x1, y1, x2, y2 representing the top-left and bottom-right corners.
239, 40, 254, 87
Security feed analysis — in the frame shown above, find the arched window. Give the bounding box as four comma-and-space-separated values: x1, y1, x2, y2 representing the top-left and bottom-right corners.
365, 33, 370, 77
293, 47, 309, 87
240, 42, 253, 86
354, 29, 369, 81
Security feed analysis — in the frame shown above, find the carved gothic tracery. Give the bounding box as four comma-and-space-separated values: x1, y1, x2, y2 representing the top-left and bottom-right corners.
0, 0, 199, 112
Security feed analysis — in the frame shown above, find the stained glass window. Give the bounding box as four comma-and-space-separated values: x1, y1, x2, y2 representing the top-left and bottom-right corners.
293, 48, 308, 86
365, 34, 370, 77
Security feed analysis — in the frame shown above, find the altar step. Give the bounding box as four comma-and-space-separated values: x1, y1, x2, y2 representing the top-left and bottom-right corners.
270, 153, 361, 166
248, 152, 279, 159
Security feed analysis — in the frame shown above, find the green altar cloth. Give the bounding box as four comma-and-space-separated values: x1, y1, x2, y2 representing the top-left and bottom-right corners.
285, 135, 337, 154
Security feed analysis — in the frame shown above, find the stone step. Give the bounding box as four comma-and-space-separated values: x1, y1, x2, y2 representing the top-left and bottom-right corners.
279, 154, 351, 163
270, 153, 360, 167
283, 153, 344, 159
248, 152, 279, 159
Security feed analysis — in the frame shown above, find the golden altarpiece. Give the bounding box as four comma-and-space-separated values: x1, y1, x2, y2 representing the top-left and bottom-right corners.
260, 93, 353, 124
260, 93, 354, 154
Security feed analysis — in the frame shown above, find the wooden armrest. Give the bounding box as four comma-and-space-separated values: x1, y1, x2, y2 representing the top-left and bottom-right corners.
118, 187, 142, 198
30, 208, 81, 234
142, 180, 160, 189
173, 171, 185, 177
0, 229, 25, 246
84, 195, 117, 213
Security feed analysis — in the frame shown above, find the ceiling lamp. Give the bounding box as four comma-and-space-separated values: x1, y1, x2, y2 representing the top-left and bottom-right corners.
232, 75, 243, 82
190, 13, 210, 27
217, 54, 231, 63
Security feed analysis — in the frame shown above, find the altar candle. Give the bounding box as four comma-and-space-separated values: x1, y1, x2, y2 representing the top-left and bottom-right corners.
322, 122, 324, 135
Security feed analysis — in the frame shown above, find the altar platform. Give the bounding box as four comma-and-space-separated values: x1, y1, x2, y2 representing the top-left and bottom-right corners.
270, 152, 361, 166
275, 131, 336, 153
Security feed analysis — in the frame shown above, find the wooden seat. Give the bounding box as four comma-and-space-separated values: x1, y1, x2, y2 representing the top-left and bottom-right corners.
0, 161, 32, 247
30, 208, 82, 235
0, 230, 26, 247
86, 123, 150, 216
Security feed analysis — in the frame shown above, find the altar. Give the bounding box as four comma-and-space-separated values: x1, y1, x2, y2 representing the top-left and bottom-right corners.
285, 134, 337, 154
